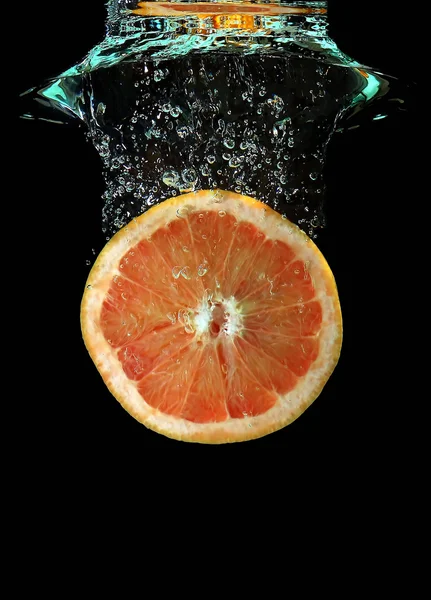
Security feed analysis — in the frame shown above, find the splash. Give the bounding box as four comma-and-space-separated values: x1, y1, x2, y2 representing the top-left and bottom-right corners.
20, 0, 410, 239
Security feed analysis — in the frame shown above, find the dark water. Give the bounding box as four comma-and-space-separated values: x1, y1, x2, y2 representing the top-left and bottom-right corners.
17, 1, 419, 462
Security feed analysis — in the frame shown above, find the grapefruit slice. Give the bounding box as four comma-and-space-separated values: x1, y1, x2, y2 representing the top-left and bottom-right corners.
81, 189, 342, 443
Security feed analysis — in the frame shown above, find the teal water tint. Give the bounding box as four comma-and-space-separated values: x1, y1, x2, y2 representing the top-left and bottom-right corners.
20, 1, 409, 238
22, 4, 388, 122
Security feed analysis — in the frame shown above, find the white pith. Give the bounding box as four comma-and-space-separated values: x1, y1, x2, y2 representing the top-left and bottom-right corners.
193, 295, 242, 337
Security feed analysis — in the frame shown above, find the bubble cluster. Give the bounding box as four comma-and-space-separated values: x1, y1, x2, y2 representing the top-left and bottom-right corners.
84, 52, 367, 239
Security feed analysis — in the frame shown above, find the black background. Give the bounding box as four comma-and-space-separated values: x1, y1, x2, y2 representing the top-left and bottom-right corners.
17, 0, 419, 465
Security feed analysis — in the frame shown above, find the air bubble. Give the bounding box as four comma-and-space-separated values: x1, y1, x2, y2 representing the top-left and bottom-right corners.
266, 94, 284, 113
180, 266, 192, 280
154, 69, 165, 82
223, 138, 235, 149
216, 119, 225, 135
207, 155, 216, 164
181, 168, 198, 187
218, 210, 226, 217
162, 170, 180, 187
229, 156, 242, 168
177, 125, 189, 138
176, 206, 188, 218
198, 262, 209, 276
172, 266, 182, 279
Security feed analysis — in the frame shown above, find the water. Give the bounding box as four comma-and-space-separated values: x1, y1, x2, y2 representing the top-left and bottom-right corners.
20, 1, 410, 242
19, 0, 418, 450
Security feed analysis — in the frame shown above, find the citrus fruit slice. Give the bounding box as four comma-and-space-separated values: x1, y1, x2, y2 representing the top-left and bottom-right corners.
81, 189, 342, 443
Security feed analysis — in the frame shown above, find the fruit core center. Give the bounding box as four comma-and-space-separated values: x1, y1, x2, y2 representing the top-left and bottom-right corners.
210, 303, 227, 337
193, 296, 242, 338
